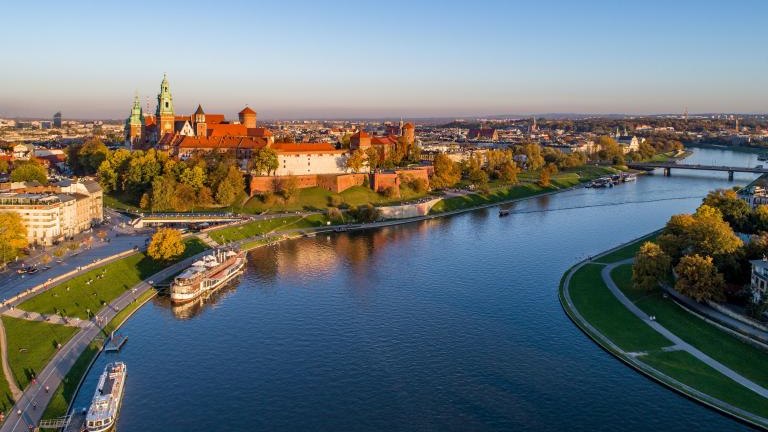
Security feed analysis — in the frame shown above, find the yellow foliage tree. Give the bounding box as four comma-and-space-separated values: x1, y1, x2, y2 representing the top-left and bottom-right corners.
0, 213, 27, 264
147, 228, 185, 262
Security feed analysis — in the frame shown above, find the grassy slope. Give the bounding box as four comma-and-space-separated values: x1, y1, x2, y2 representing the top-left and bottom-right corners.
19, 239, 207, 319
243, 185, 430, 213
640, 350, 768, 419
567, 263, 671, 352
209, 214, 329, 244
431, 165, 617, 214
3, 316, 78, 389
612, 264, 768, 389
41, 341, 100, 420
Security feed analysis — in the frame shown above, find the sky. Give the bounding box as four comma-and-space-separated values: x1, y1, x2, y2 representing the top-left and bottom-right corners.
1, 0, 767, 120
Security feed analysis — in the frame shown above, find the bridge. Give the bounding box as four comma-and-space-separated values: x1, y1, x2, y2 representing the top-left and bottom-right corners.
626, 162, 768, 181
131, 212, 245, 228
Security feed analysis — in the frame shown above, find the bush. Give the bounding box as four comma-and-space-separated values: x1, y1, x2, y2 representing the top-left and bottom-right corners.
409, 177, 429, 194
326, 207, 344, 223
261, 191, 277, 206
328, 195, 343, 207
382, 186, 400, 199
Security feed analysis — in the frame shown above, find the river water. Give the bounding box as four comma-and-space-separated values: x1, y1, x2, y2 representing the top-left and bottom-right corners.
74, 148, 761, 431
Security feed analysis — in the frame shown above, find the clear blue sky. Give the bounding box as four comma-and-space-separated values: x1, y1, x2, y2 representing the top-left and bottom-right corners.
1, 0, 767, 120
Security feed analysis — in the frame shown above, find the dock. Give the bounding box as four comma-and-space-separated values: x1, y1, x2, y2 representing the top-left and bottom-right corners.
103, 332, 128, 352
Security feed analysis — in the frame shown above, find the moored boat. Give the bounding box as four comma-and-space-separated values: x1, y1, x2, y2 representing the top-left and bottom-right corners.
499, 209, 510, 217
86, 362, 126, 432
170, 249, 246, 304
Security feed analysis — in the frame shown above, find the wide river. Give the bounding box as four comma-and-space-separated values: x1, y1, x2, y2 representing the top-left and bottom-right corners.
75, 147, 761, 431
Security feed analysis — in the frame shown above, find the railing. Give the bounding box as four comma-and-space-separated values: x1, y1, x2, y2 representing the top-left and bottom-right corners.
38, 414, 72, 429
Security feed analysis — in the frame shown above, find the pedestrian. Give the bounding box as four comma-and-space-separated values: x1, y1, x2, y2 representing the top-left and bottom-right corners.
32, 402, 36, 410
45, 385, 49, 393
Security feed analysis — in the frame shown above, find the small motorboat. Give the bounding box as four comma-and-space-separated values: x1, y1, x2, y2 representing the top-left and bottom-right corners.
499, 209, 510, 217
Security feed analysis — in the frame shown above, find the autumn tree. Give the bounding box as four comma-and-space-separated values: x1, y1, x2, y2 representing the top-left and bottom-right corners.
702, 189, 751, 232
0, 213, 27, 264
674, 254, 725, 302
248, 147, 279, 176
498, 161, 519, 184
215, 166, 245, 206
147, 228, 186, 262
0, 159, 9, 174
179, 165, 207, 190
77, 137, 110, 174
346, 149, 366, 173
278, 176, 300, 201
521, 143, 545, 171
633, 242, 671, 291
172, 183, 197, 212
538, 164, 557, 187
431, 153, 461, 189
365, 147, 380, 172
10, 161, 48, 184
150, 174, 177, 212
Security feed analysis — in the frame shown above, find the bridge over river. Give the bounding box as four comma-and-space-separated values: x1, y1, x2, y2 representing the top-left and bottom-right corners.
627, 162, 768, 180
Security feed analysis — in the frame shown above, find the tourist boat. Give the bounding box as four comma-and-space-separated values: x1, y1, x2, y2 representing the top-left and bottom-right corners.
622, 173, 637, 182
86, 362, 126, 432
169, 249, 246, 304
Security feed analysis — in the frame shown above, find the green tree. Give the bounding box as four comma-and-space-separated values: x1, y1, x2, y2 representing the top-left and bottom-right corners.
172, 183, 197, 212
633, 242, 671, 291
150, 174, 177, 212
248, 147, 279, 176
97, 160, 117, 193
522, 143, 545, 171
431, 153, 461, 189
0, 212, 27, 264
688, 205, 742, 257
215, 166, 245, 206
365, 147, 380, 172
674, 254, 725, 302
147, 228, 185, 262
77, 137, 110, 174
346, 149, 366, 174
179, 165, 207, 190
10, 161, 47, 184
278, 176, 300, 201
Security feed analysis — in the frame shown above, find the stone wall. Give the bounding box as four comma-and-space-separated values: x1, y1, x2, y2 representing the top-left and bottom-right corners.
250, 173, 368, 196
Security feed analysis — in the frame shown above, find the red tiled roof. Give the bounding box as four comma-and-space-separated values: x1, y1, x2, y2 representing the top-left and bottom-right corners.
239, 106, 256, 115
371, 135, 398, 146
403, 122, 415, 129
208, 123, 248, 137
175, 135, 267, 150
205, 114, 225, 124
247, 127, 273, 138
351, 130, 370, 139
271, 142, 339, 153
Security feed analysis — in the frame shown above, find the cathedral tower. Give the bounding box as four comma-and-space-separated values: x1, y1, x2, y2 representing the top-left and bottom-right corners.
126, 93, 144, 146
156, 73, 175, 136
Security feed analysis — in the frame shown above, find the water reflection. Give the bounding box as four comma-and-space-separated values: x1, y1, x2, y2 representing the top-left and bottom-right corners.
155, 280, 242, 320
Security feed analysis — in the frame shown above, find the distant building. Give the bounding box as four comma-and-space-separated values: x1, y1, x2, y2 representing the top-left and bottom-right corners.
467, 126, 499, 141
53, 112, 62, 128
750, 259, 768, 303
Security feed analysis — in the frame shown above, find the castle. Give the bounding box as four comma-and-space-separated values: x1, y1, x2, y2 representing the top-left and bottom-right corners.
125, 74, 272, 152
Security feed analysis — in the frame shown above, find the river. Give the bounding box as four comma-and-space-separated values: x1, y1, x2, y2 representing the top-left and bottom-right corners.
74, 147, 762, 431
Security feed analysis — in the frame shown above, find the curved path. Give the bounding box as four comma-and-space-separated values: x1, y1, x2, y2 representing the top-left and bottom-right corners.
0, 320, 21, 401
601, 259, 768, 399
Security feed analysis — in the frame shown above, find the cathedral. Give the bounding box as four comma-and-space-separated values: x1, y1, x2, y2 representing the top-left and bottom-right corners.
125, 74, 271, 150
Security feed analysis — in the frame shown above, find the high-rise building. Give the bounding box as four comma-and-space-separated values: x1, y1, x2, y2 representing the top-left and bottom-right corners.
53, 111, 62, 128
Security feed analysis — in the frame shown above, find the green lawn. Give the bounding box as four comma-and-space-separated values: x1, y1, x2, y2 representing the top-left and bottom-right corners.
0, 355, 14, 413
209, 214, 329, 244
431, 166, 617, 214
242, 185, 430, 213
567, 263, 671, 352
19, 239, 207, 319
612, 264, 768, 389
3, 317, 78, 389
640, 350, 768, 419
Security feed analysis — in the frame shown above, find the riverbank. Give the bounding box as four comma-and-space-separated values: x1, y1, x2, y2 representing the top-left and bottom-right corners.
560, 234, 768, 430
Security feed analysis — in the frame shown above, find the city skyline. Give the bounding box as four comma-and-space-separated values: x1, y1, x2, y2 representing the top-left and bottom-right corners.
2, 0, 767, 119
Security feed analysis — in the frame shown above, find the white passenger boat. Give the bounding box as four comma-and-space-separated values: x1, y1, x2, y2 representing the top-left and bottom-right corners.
169, 249, 246, 304
86, 362, 126, 432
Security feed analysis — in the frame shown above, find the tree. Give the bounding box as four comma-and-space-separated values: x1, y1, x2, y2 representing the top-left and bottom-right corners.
0, 213, 27, 264
172, 183, 197, 212
147, 228, 185, 262
431, 153, 461, 189
687, 205, 742, 257
702, 189, 750, 232
248, 148, 279, 176
365, 147, 380, 172
198, 186, 213, 206
754, 205, 768, 232
10, 161, 47, 184
498, 161, 519, 184
674, 254, 725, 302
215, 166, 245, 206
179, 166, 207, 190
97, 160, 117, 193
150, 174, 177, 212
0, 159, 8, 174
596, 136, 623, 162
77, 137, 110, 174
139, 193, 150, 210
522, 143, 545, 171
469, 167, 489, 193
346, 149, 365, 173
278, 176, 300, 201
538, 164, 557, 187
633, 242, 671, 291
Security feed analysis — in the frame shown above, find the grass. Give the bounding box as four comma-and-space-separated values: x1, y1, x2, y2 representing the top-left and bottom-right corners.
19, 239, 207, 320
598, 234, 659, 264
103, 193, 140, 213
242, 185, 430, 213
3, 316, 78, 389
0, 352, 13, 413
612, 264, 768, 389
567, 263, 671, 352
209, 214, 330, 244
640, 350, 768, 419
430, 165, 617, 214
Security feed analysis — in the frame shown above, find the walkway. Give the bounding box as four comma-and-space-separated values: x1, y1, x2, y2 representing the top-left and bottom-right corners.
0, 250, 211, 432
601, 259, 768, 399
